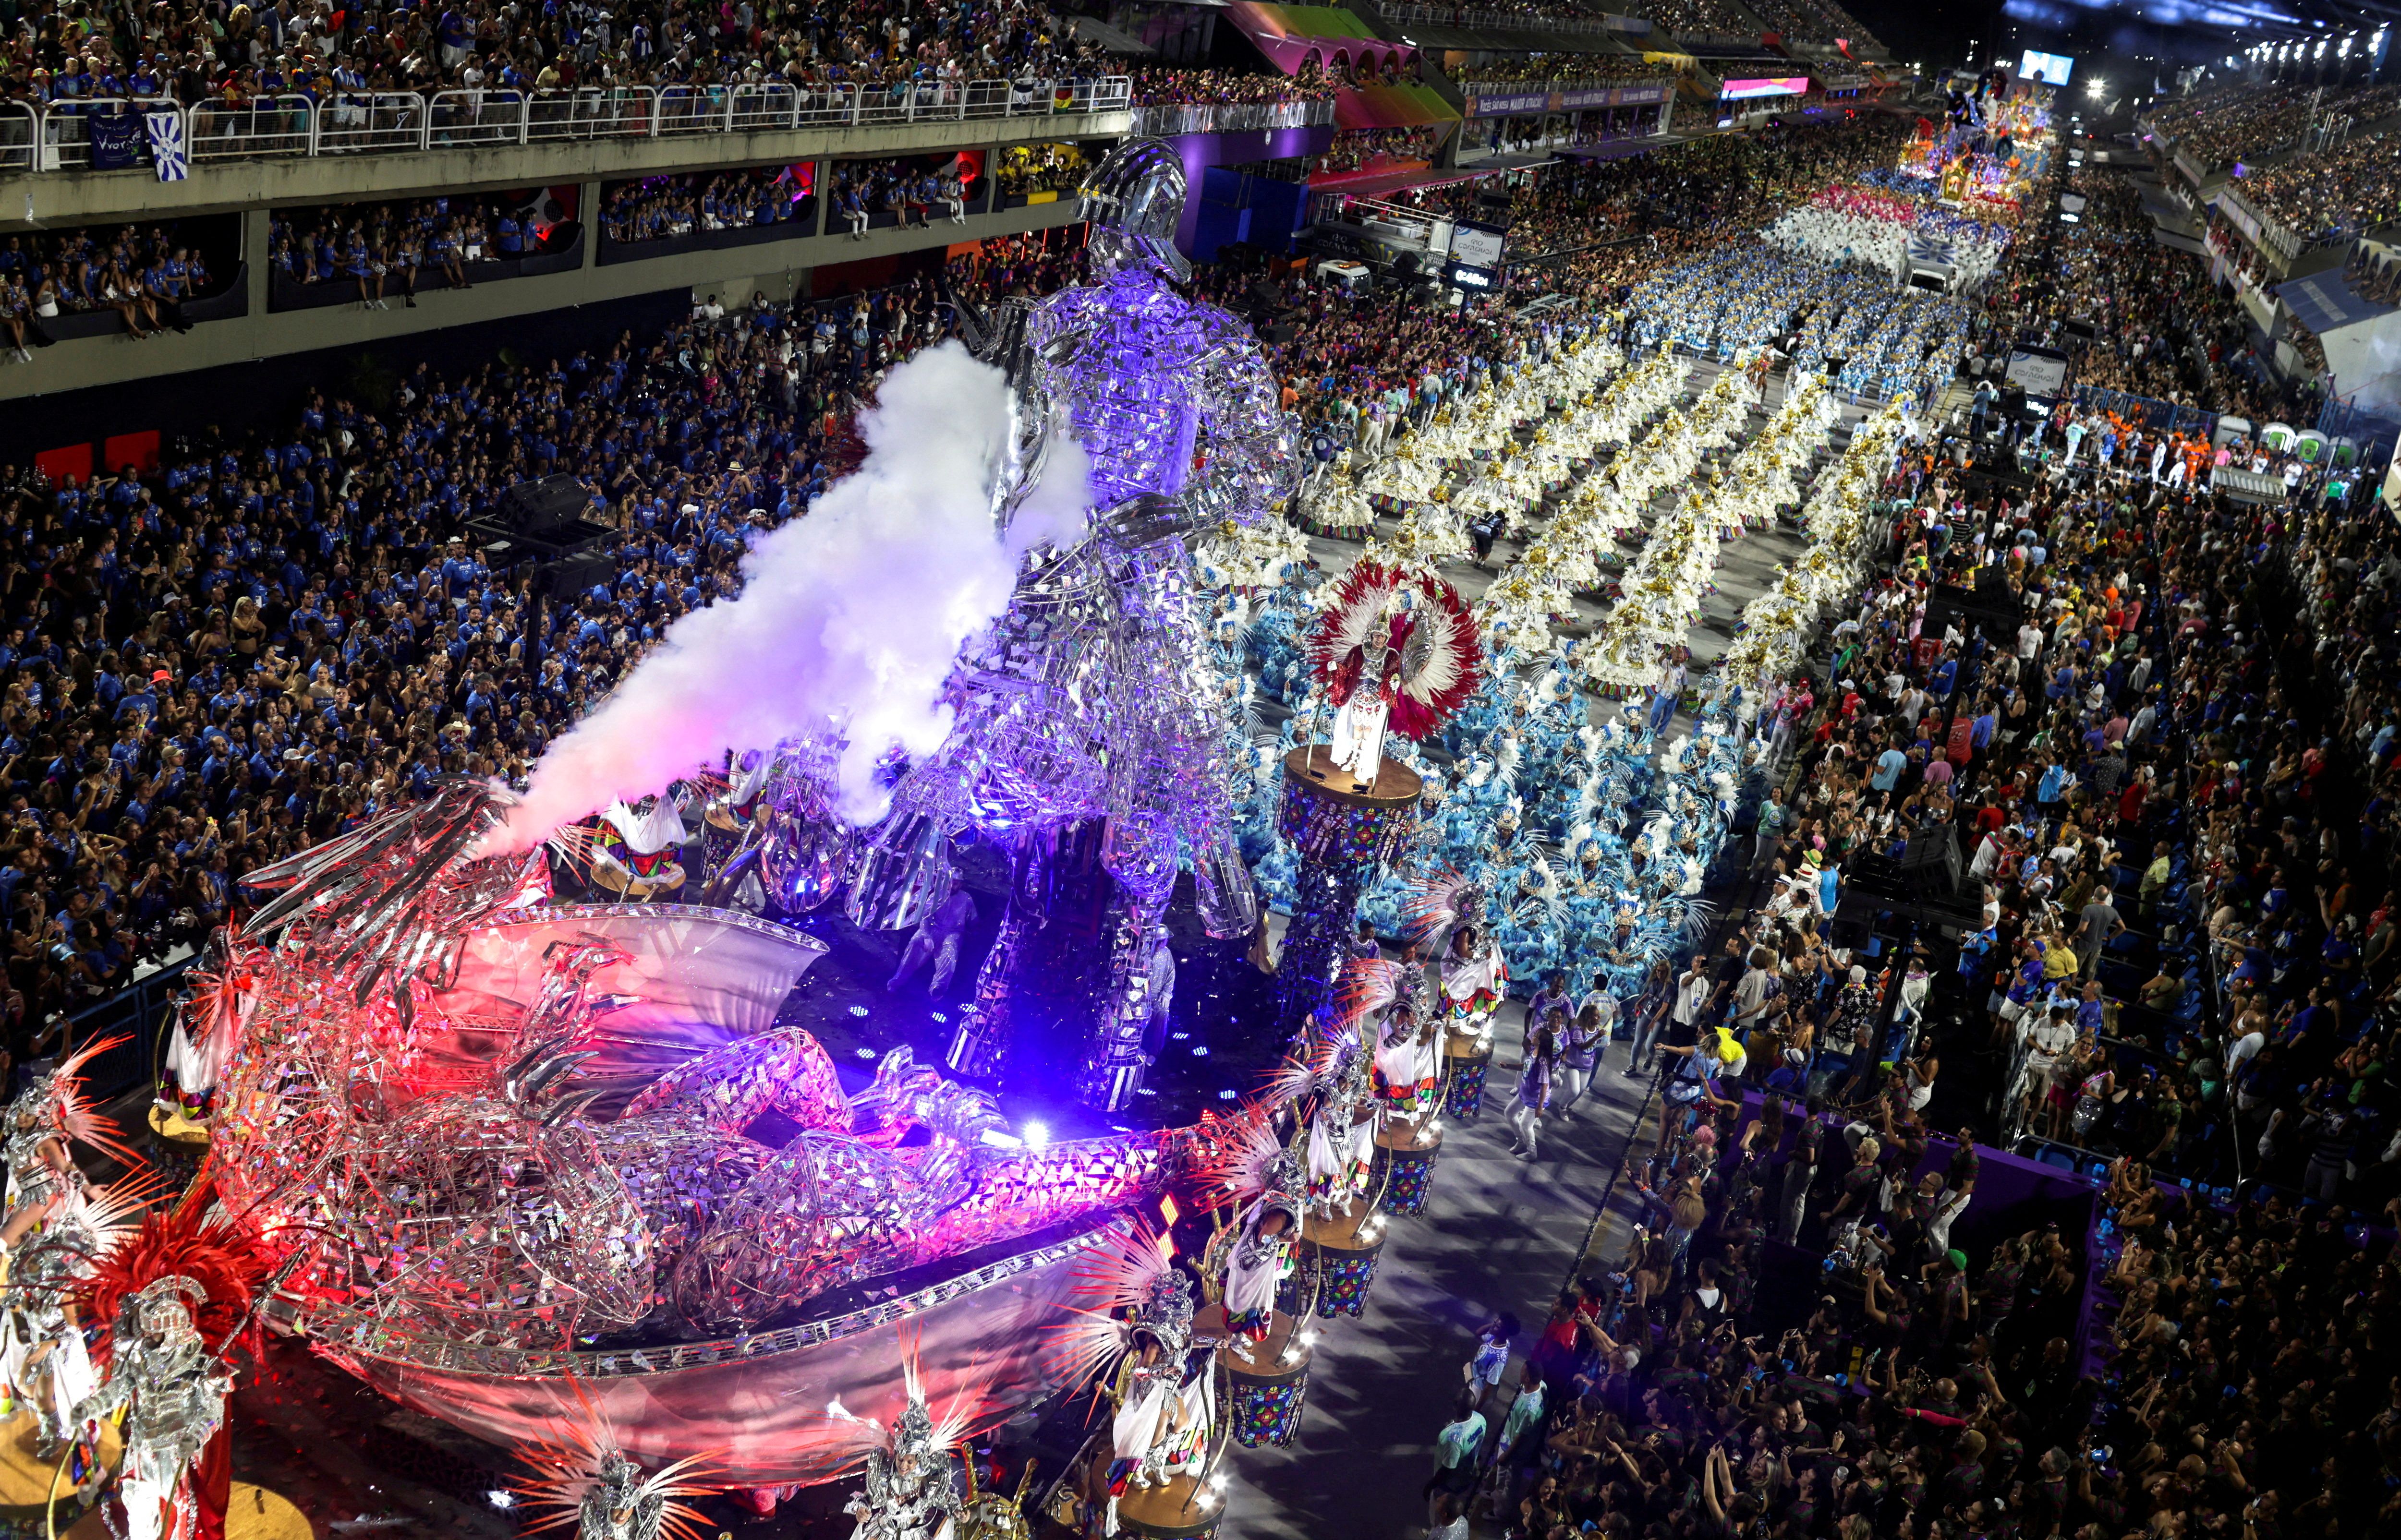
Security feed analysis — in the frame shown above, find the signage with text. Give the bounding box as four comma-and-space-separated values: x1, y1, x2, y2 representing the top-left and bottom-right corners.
1466, 81, 1672, 117
1720, 76, 1807, 99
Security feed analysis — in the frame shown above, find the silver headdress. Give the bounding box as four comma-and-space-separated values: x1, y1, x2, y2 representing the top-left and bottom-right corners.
1079, 138, 1191, 283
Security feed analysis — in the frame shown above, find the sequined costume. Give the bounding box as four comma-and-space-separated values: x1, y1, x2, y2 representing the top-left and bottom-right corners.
1218, 1148, 1302, 1346
72, 1279, 232, 1540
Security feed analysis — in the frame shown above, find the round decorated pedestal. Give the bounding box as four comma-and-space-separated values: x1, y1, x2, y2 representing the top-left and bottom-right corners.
1196, 1304, 1311, 1449
145, 1102, 211, 1191
1442, 1031, 1494, 1121
225, 1483, 310, 1540
0, 1403, 120, 1540
591, 861, 687, 902
1270, 749, 1421, 1037
1112, 1473, 1222, 1540
1371, 1119, 1444, 1217
1279, 1202, 1387, 1320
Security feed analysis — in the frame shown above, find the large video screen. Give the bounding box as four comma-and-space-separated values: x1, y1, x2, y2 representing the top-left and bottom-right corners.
1448, 223, 1506, 270
2019, 49, 2075, 85
1722, 76, 1808, 99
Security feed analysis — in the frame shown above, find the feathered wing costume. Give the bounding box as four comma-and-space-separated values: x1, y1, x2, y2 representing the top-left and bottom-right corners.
1049, 1227, 1218, 1534
1188, 1110, 1303, 1348
516, 1380, 721, 1540
1307, 562, 1483, 785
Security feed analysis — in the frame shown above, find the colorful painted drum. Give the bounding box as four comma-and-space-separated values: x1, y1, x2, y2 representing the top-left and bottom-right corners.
1282, 1204, 1387, 1320
1443, 1047, 1492, 1120
1198, 1304, 1312, 1449
1310, 1250, 1382, 1318
1372, 1122, 1443, 1216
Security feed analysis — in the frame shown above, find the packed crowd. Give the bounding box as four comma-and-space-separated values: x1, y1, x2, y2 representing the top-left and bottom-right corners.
992, 140, 1087, 197
2149, 79, 2397, 170
0, 0, 1118, 116
598, 167, 812, 246
1738, 0, 1872, 45
267, 192, 552, 306
0, 218, 223, 355
1989, 169, 2309, 428
1411, 167, 2401, 1540
1455, 55, 1672, 89
1124, 65, 1335, 108
1313, 125, 1451, 176
0, 227, 1105, 1026
1632, 0, 1772, 38
2244, 126, 2401, 249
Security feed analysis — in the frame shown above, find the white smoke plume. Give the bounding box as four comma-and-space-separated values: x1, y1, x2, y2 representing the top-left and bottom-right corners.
487, 341, 1090, 853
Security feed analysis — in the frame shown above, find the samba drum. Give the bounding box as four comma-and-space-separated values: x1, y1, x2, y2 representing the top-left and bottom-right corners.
1197, 1304, 1311, 1449
1371, 1117, 1443, 1216
1278, 1202, 1387, 1320
1442, 1030, 1493, 1120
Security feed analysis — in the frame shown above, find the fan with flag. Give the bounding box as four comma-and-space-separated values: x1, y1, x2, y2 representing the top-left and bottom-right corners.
144, 111, 186, 182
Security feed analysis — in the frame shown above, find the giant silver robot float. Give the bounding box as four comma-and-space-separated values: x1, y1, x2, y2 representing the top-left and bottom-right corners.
750, 138, 1300, 1109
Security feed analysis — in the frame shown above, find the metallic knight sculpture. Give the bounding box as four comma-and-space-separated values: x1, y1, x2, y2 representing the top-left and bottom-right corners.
895, 135, 1299, 1107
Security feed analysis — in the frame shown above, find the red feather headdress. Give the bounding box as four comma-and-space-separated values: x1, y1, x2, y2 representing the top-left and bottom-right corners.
1331, 957, 1407, 1035
71, 1175, 276, 1367
1307, 561, 1484, 741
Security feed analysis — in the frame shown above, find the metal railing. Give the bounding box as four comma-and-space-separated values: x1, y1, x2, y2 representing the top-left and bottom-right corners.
36, 96, 180, 170
0, 101, 34, 173
0, 77, 1134, 176
1128, 97, 1336, 134
526, 85, 656, 142
56, 954, 198, 1105
322, 90, 429, 154
1376, 1, 1644, 35
1457, 73, 1673, 96
190, 94, 314, 160
2219, 183, 2308, 262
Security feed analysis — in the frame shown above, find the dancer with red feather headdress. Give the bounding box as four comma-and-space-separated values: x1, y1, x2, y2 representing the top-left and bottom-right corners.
67, 1175, 276, 1540
1306, 561, 1481, 792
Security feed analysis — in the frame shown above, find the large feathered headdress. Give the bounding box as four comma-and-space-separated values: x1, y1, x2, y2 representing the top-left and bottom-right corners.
71, 1175, 277, 1367
1307, 560, 1483, 741
1401, 868, 1484, 949
1046, 1220, 1191, 1391
24, 1033, 144, 1170
516, 1377, 722, 1540
1183, 1106, 1302, 1220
